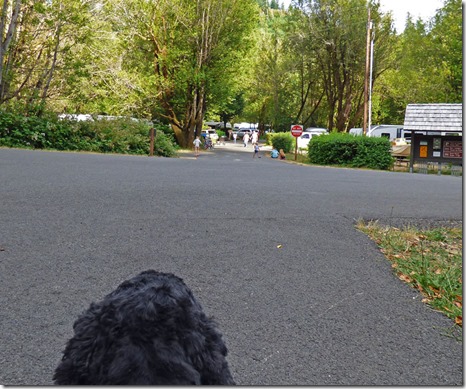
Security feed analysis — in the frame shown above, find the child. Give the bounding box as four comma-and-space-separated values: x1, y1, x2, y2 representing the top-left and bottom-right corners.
193, 136, 201, 157
271, 148, 279, 158
253, 143, 261, 158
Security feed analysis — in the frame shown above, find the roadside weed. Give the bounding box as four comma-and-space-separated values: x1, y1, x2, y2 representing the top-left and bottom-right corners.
357, 221, 462, 328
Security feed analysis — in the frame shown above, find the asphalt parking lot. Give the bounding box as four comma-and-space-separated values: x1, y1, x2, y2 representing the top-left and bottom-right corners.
0, 146, 462, 385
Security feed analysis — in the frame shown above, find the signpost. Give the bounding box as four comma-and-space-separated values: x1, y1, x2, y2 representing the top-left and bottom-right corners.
291, 124, 303, 161
149, 127, 155, 156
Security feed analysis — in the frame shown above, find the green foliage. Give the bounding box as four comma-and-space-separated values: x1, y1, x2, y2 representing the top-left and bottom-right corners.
374, 0, 462, 124
0, 111, 177, 157
430, 0, 462, 102
0, 0, 94, 110
270, 132, 294, 153
153, 131, 178, 158
308, 133, 393, 170
110, 0, 260, 148
265, 132, 275, 145
1, 0, 461, 140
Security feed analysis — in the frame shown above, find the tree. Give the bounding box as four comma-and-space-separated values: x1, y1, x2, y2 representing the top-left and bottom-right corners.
112, 0, 258, 148
372, 0, 462, 124
281, 6, 326, 128
297, 0, 396, 131
52, 1, 154, 117
248, 0, 398, 133
0, 0, 93, 113
430, 0, 462, 102
240, 6, 306, 132
0, 0, 21, 99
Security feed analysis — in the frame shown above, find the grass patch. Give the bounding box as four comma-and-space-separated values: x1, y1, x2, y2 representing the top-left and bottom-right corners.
282, 151, 309, 163
357, 220, 462, 329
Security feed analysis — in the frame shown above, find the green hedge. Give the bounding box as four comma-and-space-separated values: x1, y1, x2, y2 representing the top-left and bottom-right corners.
270, 132, 295, 153
0, 111, 178, 157
308, 133, 393, 170
265, 132, 273, 145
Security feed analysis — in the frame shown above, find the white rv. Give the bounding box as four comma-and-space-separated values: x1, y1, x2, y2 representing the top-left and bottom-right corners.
349, 125, 409, 142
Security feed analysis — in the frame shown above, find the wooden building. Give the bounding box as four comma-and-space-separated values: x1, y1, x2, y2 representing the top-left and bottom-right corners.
404, 104, 462, 134
403, 104, 462, 172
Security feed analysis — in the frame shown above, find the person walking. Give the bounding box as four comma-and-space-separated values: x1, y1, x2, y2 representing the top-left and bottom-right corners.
243, 132, 250, 147
233, 132, 237, 144
193, 136, 201, 157
251, 131, 258, 146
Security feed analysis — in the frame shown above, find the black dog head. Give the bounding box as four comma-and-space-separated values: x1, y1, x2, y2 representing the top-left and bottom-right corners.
54, 270, 235, 385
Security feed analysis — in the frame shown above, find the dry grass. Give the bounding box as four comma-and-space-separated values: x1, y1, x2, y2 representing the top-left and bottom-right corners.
357, 220, 462, 329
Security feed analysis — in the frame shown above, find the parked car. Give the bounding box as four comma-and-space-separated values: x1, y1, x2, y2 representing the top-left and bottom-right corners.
236, 129, 252, 139
297, 130, 328, 149
297, 132, 314, 149
304, 127, 329, 134
201, 129, 219, 141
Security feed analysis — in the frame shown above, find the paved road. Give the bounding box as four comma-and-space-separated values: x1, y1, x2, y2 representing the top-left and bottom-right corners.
0, 146, 462, 385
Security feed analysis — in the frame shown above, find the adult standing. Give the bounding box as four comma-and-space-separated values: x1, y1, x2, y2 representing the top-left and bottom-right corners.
243, 132, 250, 147
251, 131, 258, 146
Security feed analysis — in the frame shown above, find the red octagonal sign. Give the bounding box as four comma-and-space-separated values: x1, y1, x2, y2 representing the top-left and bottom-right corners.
291, 124, 303, 137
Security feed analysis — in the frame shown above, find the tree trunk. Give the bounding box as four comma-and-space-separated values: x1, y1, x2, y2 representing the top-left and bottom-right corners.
0, 0, 21, 103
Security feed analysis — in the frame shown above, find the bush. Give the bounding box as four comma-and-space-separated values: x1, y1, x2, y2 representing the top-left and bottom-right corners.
265, 132, 274, 145
153, 131, 178, 157
308, 133, 393, 170
83, 117, 152, 155
0, 111, 59, 149
270, 132, 295, 153
0, 111, 178, 157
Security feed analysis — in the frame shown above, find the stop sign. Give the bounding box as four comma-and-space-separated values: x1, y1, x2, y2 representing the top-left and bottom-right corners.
291, 124, 303, 137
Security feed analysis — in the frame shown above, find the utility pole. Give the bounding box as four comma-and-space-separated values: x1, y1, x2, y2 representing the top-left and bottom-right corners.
368, 25, 375, 135
363, 7, 372, 136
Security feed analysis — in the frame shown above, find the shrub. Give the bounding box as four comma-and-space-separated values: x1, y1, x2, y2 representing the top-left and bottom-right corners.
0, 111, 61, 149
308, 133, 393, 170
83, 118, 151, 155
265, 132, 274, 145
270, 132, 295, 153
153, 131, 178, 157
0, 111, 178, 157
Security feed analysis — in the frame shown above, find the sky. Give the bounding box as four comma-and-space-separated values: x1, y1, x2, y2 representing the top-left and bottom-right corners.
281, 0, 445, 32
377, 0, 444, 32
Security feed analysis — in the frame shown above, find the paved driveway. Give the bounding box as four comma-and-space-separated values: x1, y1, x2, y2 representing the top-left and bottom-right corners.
0, 146, 462, 385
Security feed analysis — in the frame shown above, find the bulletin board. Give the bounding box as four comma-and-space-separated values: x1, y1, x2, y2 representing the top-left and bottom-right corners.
409, 134, 463, 171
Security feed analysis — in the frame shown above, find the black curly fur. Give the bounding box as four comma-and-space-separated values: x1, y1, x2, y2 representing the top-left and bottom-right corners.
53, 270, 235, 385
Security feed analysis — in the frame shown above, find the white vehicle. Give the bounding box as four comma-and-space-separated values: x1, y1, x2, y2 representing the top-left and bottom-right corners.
58, 114, 151, 125
304, 127, 328, 134
297, 129, 329, 149
58, 114, 94, 122
201, 129, 219, 141
349, 125, 406, 142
